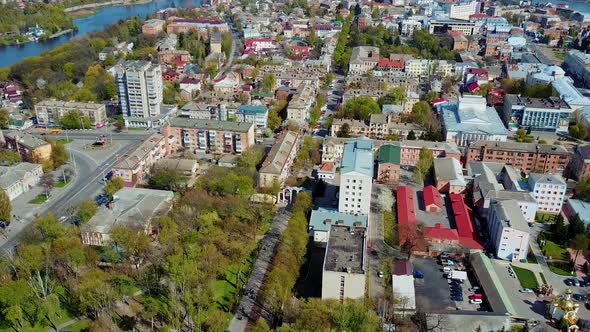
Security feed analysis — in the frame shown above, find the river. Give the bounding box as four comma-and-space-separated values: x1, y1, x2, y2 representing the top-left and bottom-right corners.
0, 0, 202, 68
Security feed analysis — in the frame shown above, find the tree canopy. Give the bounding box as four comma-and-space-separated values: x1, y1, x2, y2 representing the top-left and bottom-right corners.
341, 96, 381, 120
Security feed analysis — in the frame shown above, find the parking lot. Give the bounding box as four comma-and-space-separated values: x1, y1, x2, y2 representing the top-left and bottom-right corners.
413, 257, 483, 312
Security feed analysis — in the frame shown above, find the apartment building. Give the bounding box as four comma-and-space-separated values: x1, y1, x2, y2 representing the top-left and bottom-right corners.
114, 60, 163, 119
503, 95, 573, 132
287, 83, 315, 124
34, 100, 107, 128
309, 208, 367, 243
434, 158, 466, 193
572, 144, 590, 180
165, 17, 229, 38
0, 162, 43, 201
449, 1, 479, 20
345, 74, 420, 95
321, 225, 366, 300
377, 144, 401, 185
465, 141, 570, 174
528, 173, 567, 214
405, 59, 454, 77
256, 64, 322, 90
428, 19, 476, 35
258, 131, 300, 188
142, 19, 165, 35
439, 95, 508, 146
111, 133, 167, 187
331, 117, 426, 140
564, 49, 590, 88
348, 46, 380, 75
339, 136, 373, 215
162, 118, 255, 155
2, 131, 52, 162
488, 200, 530, 261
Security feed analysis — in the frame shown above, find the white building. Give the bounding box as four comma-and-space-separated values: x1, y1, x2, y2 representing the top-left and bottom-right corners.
400, 19, 422, 36
321, 225, 366, 300
488, 200, 530, 261
528, 173, 567, 214
0, 162, 43, 201
114, 60, 163, 119
392, 260, 416, 311
564, 49, 590, 88
449, 1, 479, 21
258, 131, 300, 188
348, 46, 380, 75
309, 208, 368, 243
339, 136, 374, 215
405, 59, 454, 77
439, 95, 508, 146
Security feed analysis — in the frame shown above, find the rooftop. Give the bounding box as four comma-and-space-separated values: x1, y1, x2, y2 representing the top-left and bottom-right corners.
324, 225, 365, 274
2, 130, 50, 149
491, 200, 529, 232
35, 100, 106, 110
166, 117, 254, 132
397, 186, 416, 225
529, 173, 566, 186
434, 158, 466, 186
114, 133, 164, 170
423, 185, 442, 208
260, 131, 299, 175
378, 144, 401, 164
439, 96, 507, 136
506, 95, 570, 110
470, 252, 516, 315
309, 208, 368, 233
468, 140, 568, 154
340, 136, 373, 177
566, 199, 590, 224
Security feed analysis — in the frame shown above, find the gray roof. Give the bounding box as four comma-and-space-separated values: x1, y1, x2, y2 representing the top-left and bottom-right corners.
439, 96, 507, 136
468, 140, 568, 155
2, 130, 50, 149
490, 200, 529, 232
324, 225, 365, 274
259, 131, 299, 175
154, 158, 198, 173
166, 117, 254, 132
114, 133, 164, 170
0, 162, 42, 190
470, 252, 516, 315
489, 190, 537, 203
309, 208, 368, 233
434, 158, 466, 186
340, 136, 373, 177
83, 187, 174, 234
529, 173, 566, 186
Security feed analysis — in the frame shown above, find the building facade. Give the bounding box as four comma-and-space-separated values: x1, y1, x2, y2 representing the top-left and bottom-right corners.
258, 131, 300, 188
466, 141, 570, 174
114, 60, 164, 119
2, 131, 52, 162
35, 100, 107, 128
488, 200, 530, 261
349, 46, 380, 75
111, 133, 167, 187
162, 118, 255, 155
377, 144, 401, 185
339, 137, 374, 215
528, 173, 567, 214
503, 95, 573, 132
0, 163, 43, 201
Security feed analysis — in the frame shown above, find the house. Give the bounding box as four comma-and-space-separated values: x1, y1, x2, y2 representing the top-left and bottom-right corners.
2, 131, 52, 162
377, 144, 400, 185
423, 185, 442, 213
213, 72, 241, 93
80, 188, 174, 246
321, 225, 366, 300
153, 158, 199, 178
434, 158, 466, 193
339, 136, 374, 215
179, 77, 201, 96
318, 162, 336, 180
142, 19, 166, 35
488, 200, 530, 261
0, 162, 43, 201
309, 208, 368, 243
258, 131, 300, 188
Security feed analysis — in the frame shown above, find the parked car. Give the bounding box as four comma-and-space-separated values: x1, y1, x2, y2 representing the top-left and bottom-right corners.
574, 294, 586, 301
468, 287, 480, 292
574, 279, 581, 287
565, 279, 574, 286
451, 295, 464, 301
469, 294, 483, 300
378, 271, 384, 278
579, 279, 587, 287
519, 288, 534, 293
413, 270, 425, 279
469, 299, 483, 304
0, 221, 6, 229
443, 267, 452, 273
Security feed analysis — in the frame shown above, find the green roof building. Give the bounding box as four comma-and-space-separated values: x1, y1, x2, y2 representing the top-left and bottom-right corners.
377, 144, 401, 185
379, 144, 401, 165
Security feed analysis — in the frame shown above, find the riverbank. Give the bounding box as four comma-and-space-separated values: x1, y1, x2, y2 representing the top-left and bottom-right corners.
65, 0, 154, 14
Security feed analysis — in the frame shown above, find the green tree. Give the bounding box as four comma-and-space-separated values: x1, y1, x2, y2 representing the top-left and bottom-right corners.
261, 72, 276, 93
411, 101, 432, 126
45, 138, 69, 169
326, 72, 334, 86
251, 319, 271, 332
569, 233, 589, 272
77, 199, 98, 224
104, 176, 124, 199
60, 110, 91, 129
0, 149, 21, 165
0, 189, 11, 223
337, 122, 351, 138
407, 130, 416, 140
111, 226, 152, 267
0, 109, 9, 129
148, 168, 186, 191
221, 32, 233, 59
342, 96, 381, 120
3, 304, 24, 331
567, 214, 586, 241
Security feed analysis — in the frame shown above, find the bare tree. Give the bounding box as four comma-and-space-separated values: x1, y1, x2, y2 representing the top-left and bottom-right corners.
40, 173, 55, 198
412, 309, 449, 332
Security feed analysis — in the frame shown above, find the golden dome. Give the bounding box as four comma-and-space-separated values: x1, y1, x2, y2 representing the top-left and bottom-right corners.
566, 288, 574, 295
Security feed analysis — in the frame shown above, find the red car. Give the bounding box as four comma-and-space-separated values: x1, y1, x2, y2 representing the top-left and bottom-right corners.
469, 294, 483, 300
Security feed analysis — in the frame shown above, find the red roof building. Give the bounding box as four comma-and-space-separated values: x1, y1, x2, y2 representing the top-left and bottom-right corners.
450, 193, 483, 249
424, 223, 459, 243
397, 186, 416, 225
375, 58, 405, 71
423, 185, 442, 213
432, 98, 449, 106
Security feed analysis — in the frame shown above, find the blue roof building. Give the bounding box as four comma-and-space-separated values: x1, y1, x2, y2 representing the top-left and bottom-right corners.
339, 136, 374, 215
309, 208, 368, 243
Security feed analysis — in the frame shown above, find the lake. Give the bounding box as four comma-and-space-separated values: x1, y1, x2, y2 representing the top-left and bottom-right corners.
0, 0, 202, 68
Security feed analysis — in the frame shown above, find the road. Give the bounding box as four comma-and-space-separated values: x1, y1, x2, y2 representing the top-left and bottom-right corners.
216, 15, 242, 80
526, 35, 555, 65
0, 139, 139, 253
227, 208, 292, 331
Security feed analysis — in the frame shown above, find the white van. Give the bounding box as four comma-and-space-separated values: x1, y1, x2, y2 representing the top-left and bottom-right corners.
443, 266, 452, 273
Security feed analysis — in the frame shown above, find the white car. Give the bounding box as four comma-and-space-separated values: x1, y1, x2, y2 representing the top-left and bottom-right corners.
378, 271, 384, 278
468, 287, 480, 292
519, 288, 534, 293
469, 299, 483, 304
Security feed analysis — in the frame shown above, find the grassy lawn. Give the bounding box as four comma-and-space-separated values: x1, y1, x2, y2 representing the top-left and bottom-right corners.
213, 255, 255, 312
57, 138, 73, 144
383, 210, 397, 248
548, 261, 574, 276
512, 266, 539, 289
536, 213, 557, 224
61, 319, 90, 331
54, 179, 69, 188
29, 194, 49, 204
542, 240, 570, 260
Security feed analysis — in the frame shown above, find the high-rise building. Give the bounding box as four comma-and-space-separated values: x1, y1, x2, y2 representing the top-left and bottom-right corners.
339, 136, 374, 215
488, 200, 530, 261
114, 60, 163, 119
